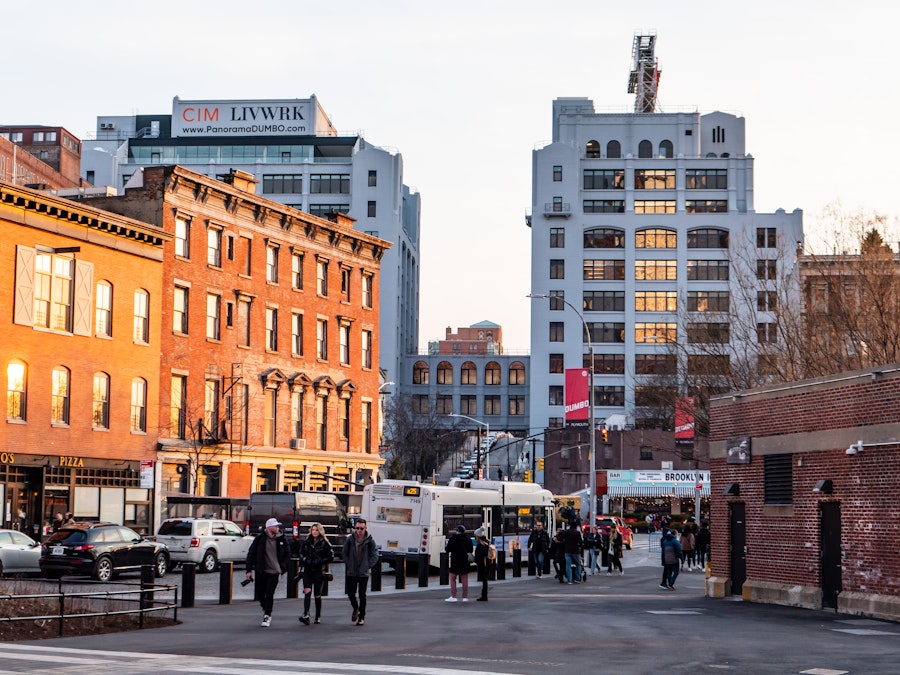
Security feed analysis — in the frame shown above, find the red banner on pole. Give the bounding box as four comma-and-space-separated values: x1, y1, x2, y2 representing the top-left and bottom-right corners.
565, 368, 590, 428
675, 396, 695, 446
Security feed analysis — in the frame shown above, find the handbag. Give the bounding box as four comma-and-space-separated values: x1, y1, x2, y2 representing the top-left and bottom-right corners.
322, 566, 334, 582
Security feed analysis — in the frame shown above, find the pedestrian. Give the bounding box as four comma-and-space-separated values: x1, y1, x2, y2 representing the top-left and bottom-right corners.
679, 525, 695, 571
527, 520, 551, 579
245, 517, 290, 627
52, 512, 64, 532
606, 524, 624, 575
551, 528, 566, 583
563, 523, 584, 584
342, 517, 379, 626
695, 521, 711, 568
63, 512, 76, 527
583, 526, 599, 575
660, 529, 683, 590
445, 524, 473, 602
298, 522, 333, 625
474, 527, 491, 601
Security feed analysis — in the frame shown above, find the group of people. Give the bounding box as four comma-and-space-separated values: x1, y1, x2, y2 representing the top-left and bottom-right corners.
444, 524, 494, 602
659, 518, 711, 590
527, 521, 626, 583
245, 516, 378, 628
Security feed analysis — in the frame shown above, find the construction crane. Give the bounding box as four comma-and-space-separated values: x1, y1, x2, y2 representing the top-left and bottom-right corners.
627, 33, 661, 113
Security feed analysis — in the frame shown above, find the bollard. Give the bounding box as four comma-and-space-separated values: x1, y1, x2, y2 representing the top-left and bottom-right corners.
140, 564, 155, 626
371, 555, 382, 592
527, 550, 536, 576
439, 552, 449, 585
496, 551, 506, 580
219, 561, 233, 604
417, 553, 429, 587
394, 553, 406, 590
182, 562, 196, 608
512, 548, 522, 577
287, 558, 301, 599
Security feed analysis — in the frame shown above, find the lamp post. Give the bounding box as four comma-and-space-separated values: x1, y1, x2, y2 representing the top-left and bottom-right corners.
528, 293, 596, 527
448, 413, 489, 479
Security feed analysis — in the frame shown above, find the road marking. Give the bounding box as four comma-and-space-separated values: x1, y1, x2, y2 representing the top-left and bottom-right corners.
646, 610, 703, 615
830, 628, 898, 636
400, 653, 562, 668
799, 669, 849, 675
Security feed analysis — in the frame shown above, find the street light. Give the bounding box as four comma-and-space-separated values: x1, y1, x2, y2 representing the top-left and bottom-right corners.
528, 292, 596, 527
448, 413, 489, 479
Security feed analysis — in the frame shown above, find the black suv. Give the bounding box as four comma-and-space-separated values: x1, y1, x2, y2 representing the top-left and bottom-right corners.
40, 523, 170, 581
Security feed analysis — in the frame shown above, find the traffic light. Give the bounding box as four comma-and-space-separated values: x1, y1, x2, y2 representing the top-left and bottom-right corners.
601, 427, 609, 443
524, 470, 532, 483
537, 458, 545, 471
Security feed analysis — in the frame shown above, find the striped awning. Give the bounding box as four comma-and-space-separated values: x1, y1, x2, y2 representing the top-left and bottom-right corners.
606, 485, 710, 497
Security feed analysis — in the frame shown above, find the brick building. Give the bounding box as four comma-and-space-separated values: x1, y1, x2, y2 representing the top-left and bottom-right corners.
707, 364, 900, 621
0, 135, 84, 190
0, 126, 83, 185
1, 180, 168, 536
85, 166, 389, 514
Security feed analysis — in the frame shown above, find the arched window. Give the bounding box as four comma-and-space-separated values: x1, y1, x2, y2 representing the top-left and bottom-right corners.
461, 362, 477, 385
131, 377, 147, 432
635, 228, 677, 249
687, 228, 730, 249
485, 362, 501, 385
413, 361, 429, 385
51, 366, 70, 425
638, 140, 653, 158
7, 359, 27, 421
584, 227, 625, 249
437, 361, 453, 385
606, 140, 621, 159
659, 140, 673, 158
133, 289, 149, 343
586, 140, 601, 158
509, 361, 526, 385
95, 280, 113, 337
92, 372, 110, 429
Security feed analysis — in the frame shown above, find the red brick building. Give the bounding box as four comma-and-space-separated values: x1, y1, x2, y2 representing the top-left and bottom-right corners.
0, 134, 84, 190
707, 364, 900, 621
0, 126, 83, 185
87, 166, 389, 510
1, 181, 168, 536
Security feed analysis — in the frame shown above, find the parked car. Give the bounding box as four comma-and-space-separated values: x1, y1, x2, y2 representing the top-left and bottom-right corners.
0, 528, 41, 576
40, 523, 170, 581
597, 515, 634, 549
153, 518, 253, 572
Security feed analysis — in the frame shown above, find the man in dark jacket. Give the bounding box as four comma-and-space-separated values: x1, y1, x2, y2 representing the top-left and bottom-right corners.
245, 517, 290, 627
342, 518, 379, 626
660, 529, 683, 590
445, 524, 473, 602
563, 524, 584, 584
527, 520, 551, 578
695, 521, 711, 568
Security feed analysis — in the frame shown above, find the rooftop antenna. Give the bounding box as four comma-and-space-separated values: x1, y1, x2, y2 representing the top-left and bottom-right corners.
627, 32, 661, 113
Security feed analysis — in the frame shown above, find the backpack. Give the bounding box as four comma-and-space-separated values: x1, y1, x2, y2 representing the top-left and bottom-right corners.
663, 543, 679, 565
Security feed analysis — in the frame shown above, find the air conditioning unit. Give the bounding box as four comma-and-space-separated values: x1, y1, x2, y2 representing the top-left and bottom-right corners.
99, 122, 116, 130
289, 438, 306, 450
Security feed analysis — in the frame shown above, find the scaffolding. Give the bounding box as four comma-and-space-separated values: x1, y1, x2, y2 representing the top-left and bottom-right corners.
627, 33, 661, 113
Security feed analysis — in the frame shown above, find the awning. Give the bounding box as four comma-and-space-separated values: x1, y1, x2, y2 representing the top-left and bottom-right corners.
606, 485, 710, 497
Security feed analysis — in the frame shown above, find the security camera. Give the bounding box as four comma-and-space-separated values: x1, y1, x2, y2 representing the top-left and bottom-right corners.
845, 440, 863, 455
845, 445, 857, 456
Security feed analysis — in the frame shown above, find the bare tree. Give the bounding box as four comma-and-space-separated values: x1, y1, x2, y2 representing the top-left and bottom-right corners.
381, 394, 466, 480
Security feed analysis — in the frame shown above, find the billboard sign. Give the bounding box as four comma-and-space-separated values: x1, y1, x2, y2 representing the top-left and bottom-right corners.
172, 98, 312, 138
565, 368, 590, 428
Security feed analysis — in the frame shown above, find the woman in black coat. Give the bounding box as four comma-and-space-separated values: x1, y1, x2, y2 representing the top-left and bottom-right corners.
474, 527, 491, 601
298, 522, 333, 624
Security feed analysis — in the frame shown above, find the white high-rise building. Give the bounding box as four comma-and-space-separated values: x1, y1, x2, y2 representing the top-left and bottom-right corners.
528, 97, 803, 438
81, 96, 420, 383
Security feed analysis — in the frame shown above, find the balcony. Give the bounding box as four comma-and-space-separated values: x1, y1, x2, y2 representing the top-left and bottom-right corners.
543, 202, 571, 218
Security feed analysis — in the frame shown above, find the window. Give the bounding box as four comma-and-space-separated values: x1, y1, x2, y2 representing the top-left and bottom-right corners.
339, 324, 350, 364
509, 362, 525, 385
133, 290, 149, 343
635, 228, 676, 248
225, 235, 234, 261
757, 259, 777, 280
635, 260, 676, 280
170, 374, 186, 439
686, 169, 727, 189
292, 252, 304, 290
548, 386, 564, 406
34, 253, 74, 331
584, 227, 625, 248
634, 169, 675, 190
659, 140, 673, 158
638, 140, 653, 158
687, 260, 729, 281
552, 196, 563, 212
86, 170, 95, 184
589, 353, 625, 374
688, 291, 730, 312
549, 290, 565, 310
361, 329, 372, 369
686, 200, 727, 213
550, 259, 565, 279
266, 307, 278, 351
588, 322, 625, 343
585, 140, 601, 158
688, 322, 730, 344
461, 362, 477, 385
367, 201, 377, 218
262, 174, 303, 194
362, 273, 373, 308
549, 353, 564, 374
173, 286, 189, 334
459, 395, 477, 415
583, 169, 624, 190
594, 386, 625, 407
549, 322, 565, 342
368, 170, 377, 187
437, 362, 453, 384
483, 395, 501, 416
485, 362, 501, 385
583, 200, 624, 213
553, 165, 562, 181
238, 298, 251, 347
175, 217, 190, 258
757, 322, 777, 343
688, 228, 729, 248
764, 454, 793, 505
95, 281, 112, 337
266, 244, 279, 283
688, 354, 731, 375
583, 291, 624, 312
7, 360, 26, 421
310, 174, 350, 193
204, 378, 220, 441
757, 227, 777, 248
635, 323, 677, 343
291, 388, 304, 440
413, 395, 430, 414
292, 313, 303, 355
509, 395, 525, 415
640, 446, 653, 460
635, 354, 677, 375
131, 378, 147, 432
757, 291, 777, 311
635, 385, 677, 407
206, 294, 221, 340
413, 362, 429, 384
207, 228, 222, 267
340, 267, 351, 302
317, 258, 329, 295
425, 394, 445, 415
606, 140, 621, 158
550, 228, 565, 248
712, 126, 726, 143
634, 200, 676, 214
92, 372, 110, 429
635, 291, 677, 312
583, 260, 625, 281
266, 388, 278, 447
316, 319, 328, 359
340, 396, 351, 440
308, 204, 350, 218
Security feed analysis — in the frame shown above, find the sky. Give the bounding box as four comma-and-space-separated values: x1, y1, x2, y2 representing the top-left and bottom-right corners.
4, 1, 899, 351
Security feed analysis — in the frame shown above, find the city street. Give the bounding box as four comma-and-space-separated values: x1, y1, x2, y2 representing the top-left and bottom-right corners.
2, 535, 897, 674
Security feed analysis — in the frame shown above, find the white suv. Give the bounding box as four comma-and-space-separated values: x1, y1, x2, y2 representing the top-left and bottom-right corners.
154, 518, 253, 573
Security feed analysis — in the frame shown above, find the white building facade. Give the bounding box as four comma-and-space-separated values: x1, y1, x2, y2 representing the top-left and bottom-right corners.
529, 97, 803, 438
81, 96, 420, 383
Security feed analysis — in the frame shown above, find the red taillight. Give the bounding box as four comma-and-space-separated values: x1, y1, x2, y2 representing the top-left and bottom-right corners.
190, 537, 200, 548
73, 544, 94, 551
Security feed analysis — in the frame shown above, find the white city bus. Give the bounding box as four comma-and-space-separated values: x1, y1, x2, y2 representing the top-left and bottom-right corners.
362, 479, 555, 568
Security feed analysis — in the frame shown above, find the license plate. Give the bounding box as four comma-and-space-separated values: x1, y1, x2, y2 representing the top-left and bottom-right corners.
52, 546, 65, 556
